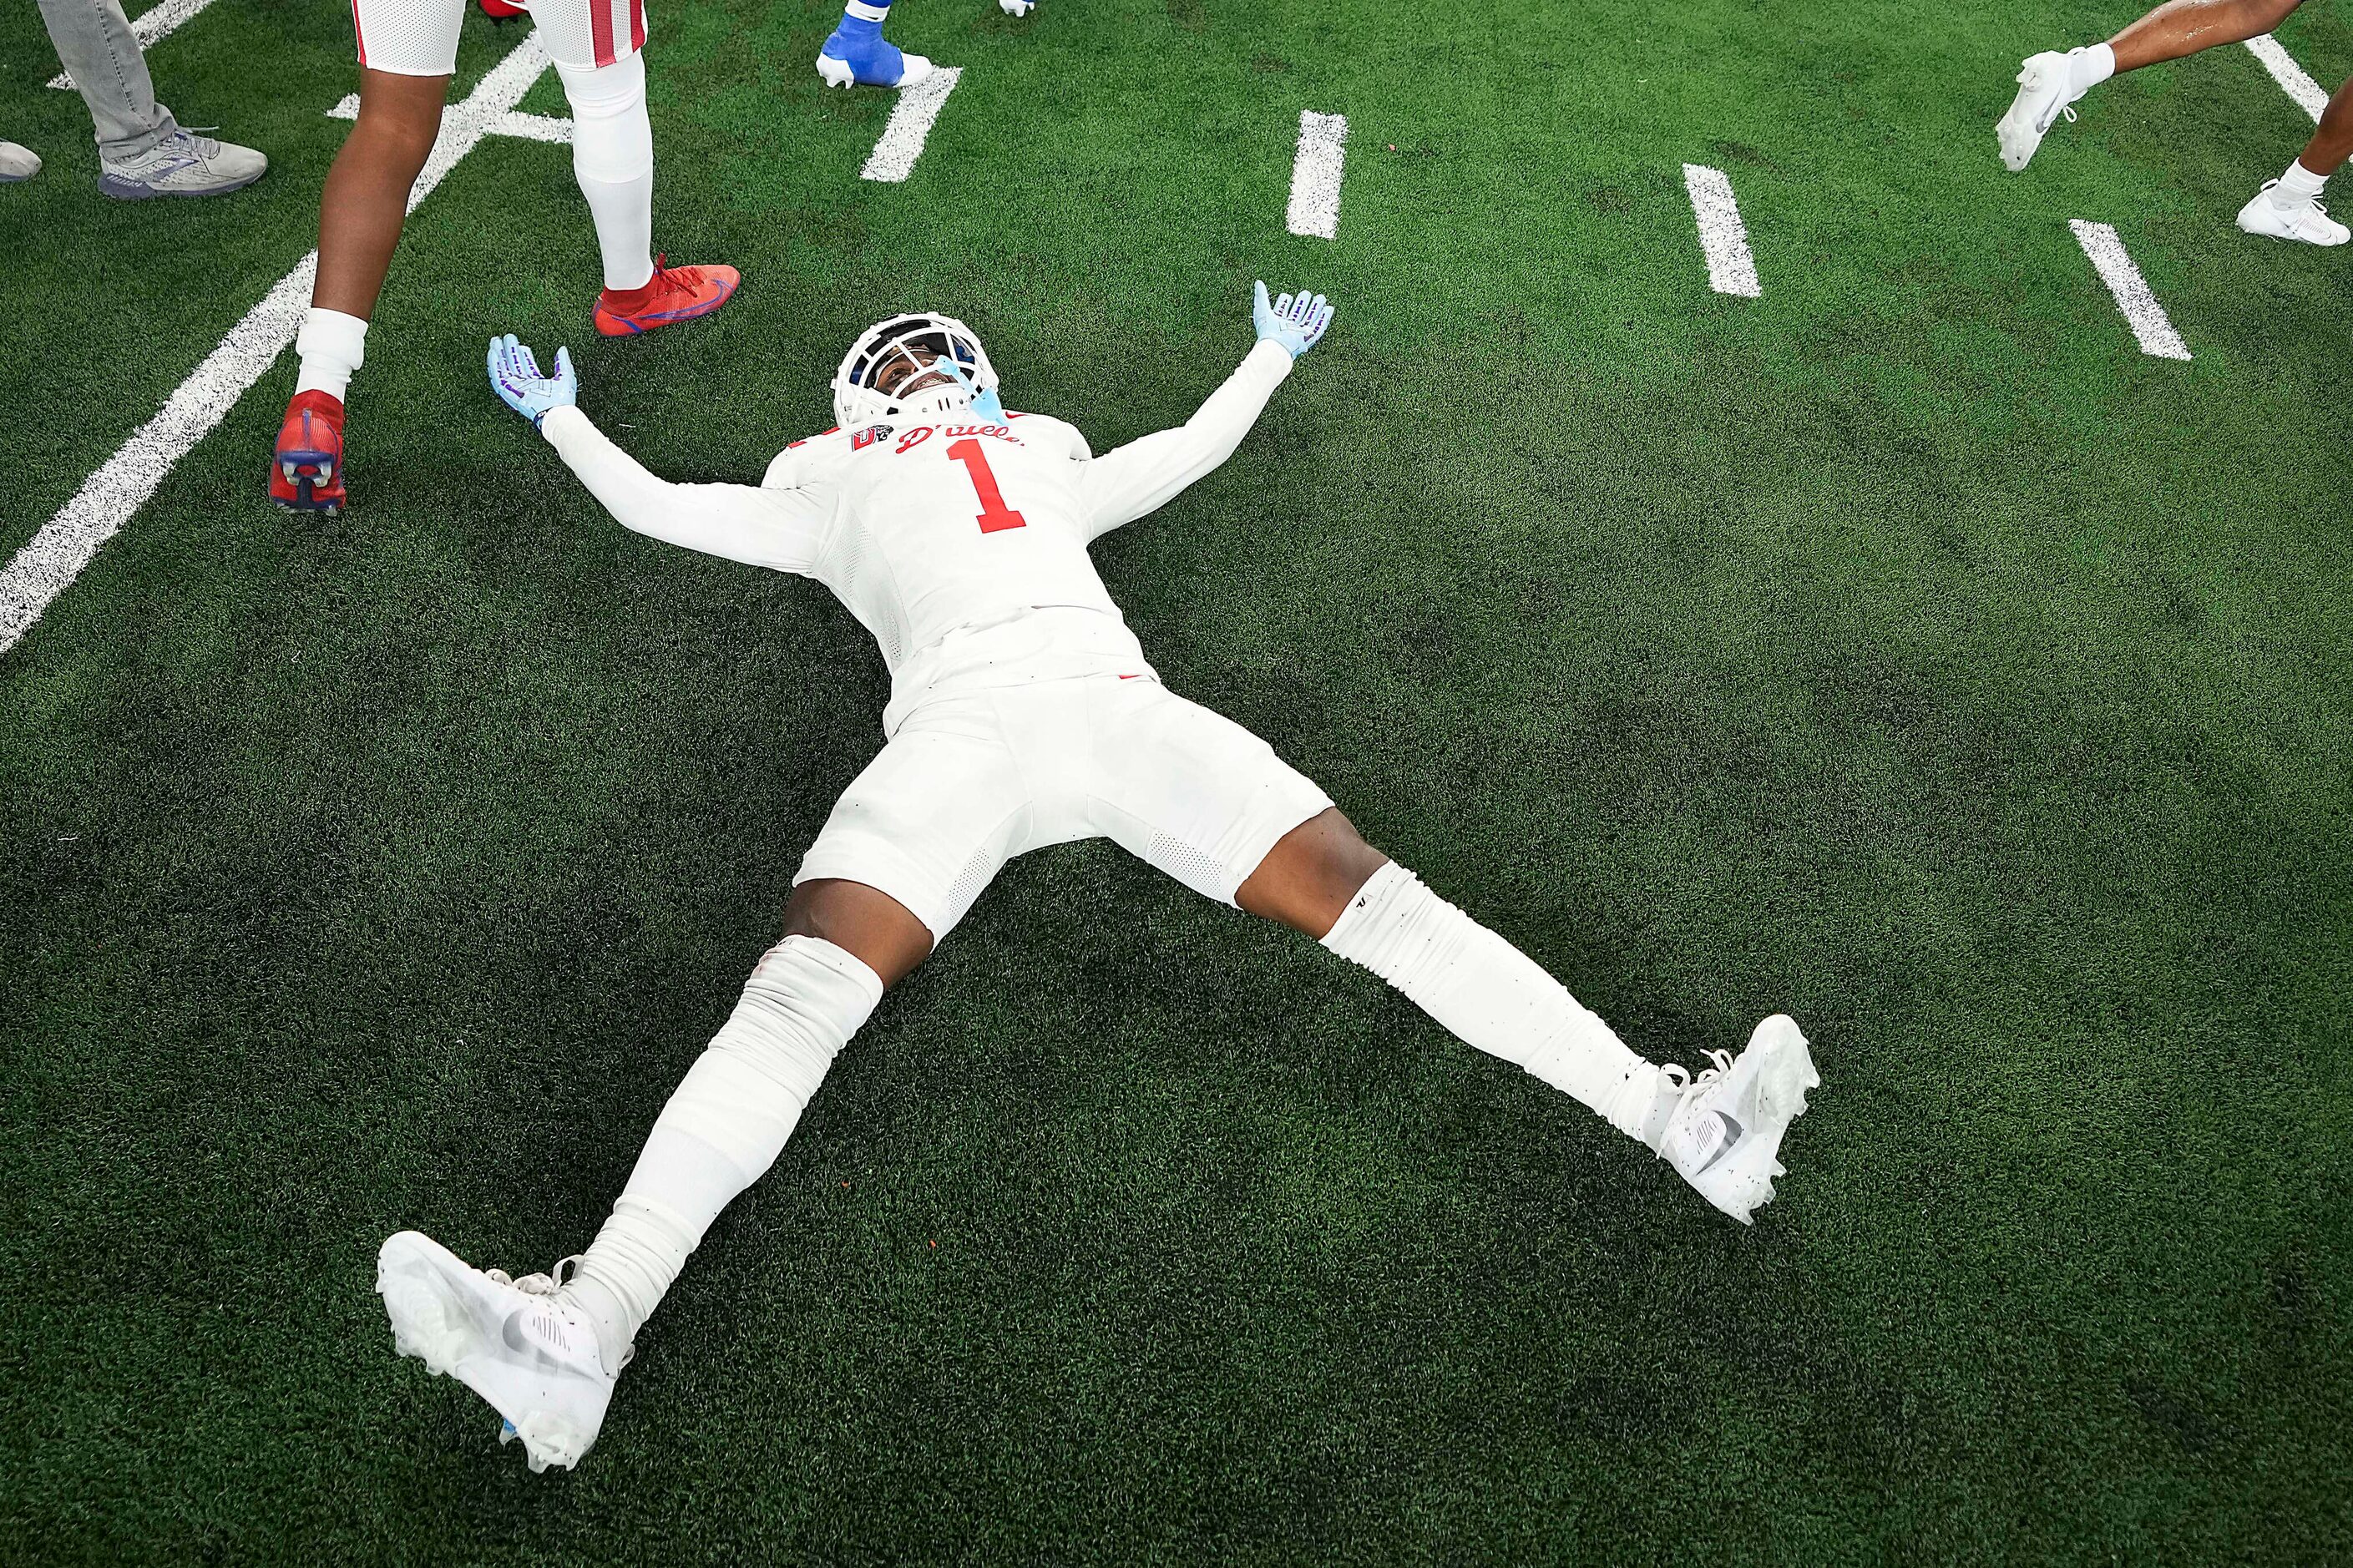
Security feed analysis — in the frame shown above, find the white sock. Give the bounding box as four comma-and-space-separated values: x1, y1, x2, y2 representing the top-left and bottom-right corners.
293, 307, 367, 402
554, 55, 656, 294
2277, 158, 2329, 203
1319, 862, 1672, 1146
2069, 43, 2115, 94
561, 935, 884, 1369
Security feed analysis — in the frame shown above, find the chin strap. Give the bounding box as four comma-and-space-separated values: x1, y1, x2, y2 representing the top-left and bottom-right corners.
932, 355, 1004, 421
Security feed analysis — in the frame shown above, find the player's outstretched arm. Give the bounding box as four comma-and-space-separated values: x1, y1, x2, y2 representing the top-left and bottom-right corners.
1075, 282, 1333, 541
488, 335, 827, 572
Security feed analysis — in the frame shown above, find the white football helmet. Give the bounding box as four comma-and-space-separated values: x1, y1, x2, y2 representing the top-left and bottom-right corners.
832, 312, 1000, 429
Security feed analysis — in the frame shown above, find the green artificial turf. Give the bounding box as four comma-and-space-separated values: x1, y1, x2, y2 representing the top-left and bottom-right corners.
3, 0, 2350, 1560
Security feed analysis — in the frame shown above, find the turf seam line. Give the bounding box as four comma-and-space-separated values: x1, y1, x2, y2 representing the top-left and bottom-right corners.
2069, 220, 2191, 361
2244, 35, 2328, 123
1682, 163, 1760, 297
330, 94, 573, 144
0, 38, 556, 660
48, 0, 218, 90
859, 66, 963, 183
1285, 110, 1347, 239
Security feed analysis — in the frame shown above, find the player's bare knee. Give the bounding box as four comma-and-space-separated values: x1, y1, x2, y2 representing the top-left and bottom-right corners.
1237, 807, 1390, 938
356, 71, 451, 149
782, 878, 934, 988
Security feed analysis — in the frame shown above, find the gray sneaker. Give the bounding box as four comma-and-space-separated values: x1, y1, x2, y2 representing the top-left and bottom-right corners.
0, 140, 38, 183
99, 129, 266, 200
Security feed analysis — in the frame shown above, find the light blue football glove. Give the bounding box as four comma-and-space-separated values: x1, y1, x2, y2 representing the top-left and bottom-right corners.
1252, 280, 1333, 358
487, 334, 577, 428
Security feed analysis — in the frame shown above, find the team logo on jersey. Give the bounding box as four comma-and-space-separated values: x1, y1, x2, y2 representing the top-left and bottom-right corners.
850, 423, 894, 452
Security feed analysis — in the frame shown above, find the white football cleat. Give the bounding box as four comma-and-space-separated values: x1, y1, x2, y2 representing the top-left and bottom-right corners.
999, 0, 1035, 14
1998, 49, 2090, 173
377, 1230, 622, 1473
2235, 181, 2350, 246
1657, 1015, 1819, 1225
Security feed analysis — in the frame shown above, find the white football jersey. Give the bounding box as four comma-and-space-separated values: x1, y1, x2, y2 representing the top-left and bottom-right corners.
542, 340, 1295, 732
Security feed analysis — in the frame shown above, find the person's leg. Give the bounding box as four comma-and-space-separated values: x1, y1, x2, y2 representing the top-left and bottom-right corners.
34, 0, 176, 161
378, 882, 913, 1472
553, 55, 655, 295
2293, 73, 2353, 175
1997, 0, 2305, 172
1079, 678, 1678, 1146
2235, 73, 2353, 244
1238, 805, 1819, 1225
552, 703, 1035, 1373
2107, 0, 2306, 72
1236, 810, 1677, 1145
37, 0, 266, 195
379, 701, 1034, 1469
311, 68, 448, 324
271, 66, 447, 513
555, 878, 927, 1371
532, 5, 741, 335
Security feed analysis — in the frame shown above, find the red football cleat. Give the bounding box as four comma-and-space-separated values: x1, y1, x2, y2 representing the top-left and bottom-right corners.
478, 0, 526, 17
271, 389, 347, 514
593, 255, 741, 337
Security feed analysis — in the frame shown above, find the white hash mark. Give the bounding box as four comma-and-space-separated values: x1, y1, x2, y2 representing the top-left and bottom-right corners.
2244, 35, 2328, 123
2069, 220, 2191, 361
1, 38, 559, 659
1286, 110, 1348, 240
1683, 163, 1761, 297
860, 67, 963, 184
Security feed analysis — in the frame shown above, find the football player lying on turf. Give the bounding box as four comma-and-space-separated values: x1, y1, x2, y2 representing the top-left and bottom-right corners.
376, 285, 1822, 1472
271, 0, 740, 516
1999, 0, 2353, 246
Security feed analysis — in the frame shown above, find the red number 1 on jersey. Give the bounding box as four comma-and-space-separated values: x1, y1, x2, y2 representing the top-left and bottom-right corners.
947, 439, 1028, 534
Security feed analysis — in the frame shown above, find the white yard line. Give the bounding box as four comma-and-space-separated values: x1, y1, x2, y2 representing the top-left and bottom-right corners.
50, 0, 220, 89
489, 111, 572, 144
1682, 164, 1761, 297
1284, 110, 1348, 239
2069, 220, 2191, 361
2244, 34, 2329, 123
2, 39, 556, 659
859, 66, 963, 183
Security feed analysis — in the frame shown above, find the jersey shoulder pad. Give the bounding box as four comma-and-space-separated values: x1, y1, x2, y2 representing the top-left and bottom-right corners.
764, 427, 850, 488
1007, 411, 1090, 461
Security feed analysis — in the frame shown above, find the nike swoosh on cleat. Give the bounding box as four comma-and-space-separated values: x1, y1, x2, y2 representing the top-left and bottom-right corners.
1694, 1112, 1745, 1174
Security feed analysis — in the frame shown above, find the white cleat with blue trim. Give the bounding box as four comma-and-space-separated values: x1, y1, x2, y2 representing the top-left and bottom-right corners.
377, 1230, 622, 1473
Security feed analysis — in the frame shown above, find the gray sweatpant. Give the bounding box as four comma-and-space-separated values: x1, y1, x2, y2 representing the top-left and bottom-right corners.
37, 0, 180, 162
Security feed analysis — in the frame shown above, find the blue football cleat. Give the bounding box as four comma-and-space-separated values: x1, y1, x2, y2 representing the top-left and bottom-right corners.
816, 17, 934, 89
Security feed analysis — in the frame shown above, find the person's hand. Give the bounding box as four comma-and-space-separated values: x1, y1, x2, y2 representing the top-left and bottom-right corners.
1252, 281, 1333, 358
488, 334, 578, 427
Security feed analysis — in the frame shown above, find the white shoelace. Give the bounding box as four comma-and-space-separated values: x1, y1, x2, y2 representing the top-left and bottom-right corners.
1649, 1048, 1737, 1157
483, 1253, 585, 1297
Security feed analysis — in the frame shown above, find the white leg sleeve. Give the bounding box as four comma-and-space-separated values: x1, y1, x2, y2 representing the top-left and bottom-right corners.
553, 54, 655, 292
1321, 862, 1664, 1142
563, 935, 883, 1365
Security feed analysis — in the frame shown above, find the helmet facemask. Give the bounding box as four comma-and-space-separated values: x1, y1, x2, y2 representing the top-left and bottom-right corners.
832, 313, 1001, 429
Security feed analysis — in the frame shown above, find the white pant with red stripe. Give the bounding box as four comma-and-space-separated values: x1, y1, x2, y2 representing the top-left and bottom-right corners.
352, 0, 645, 75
